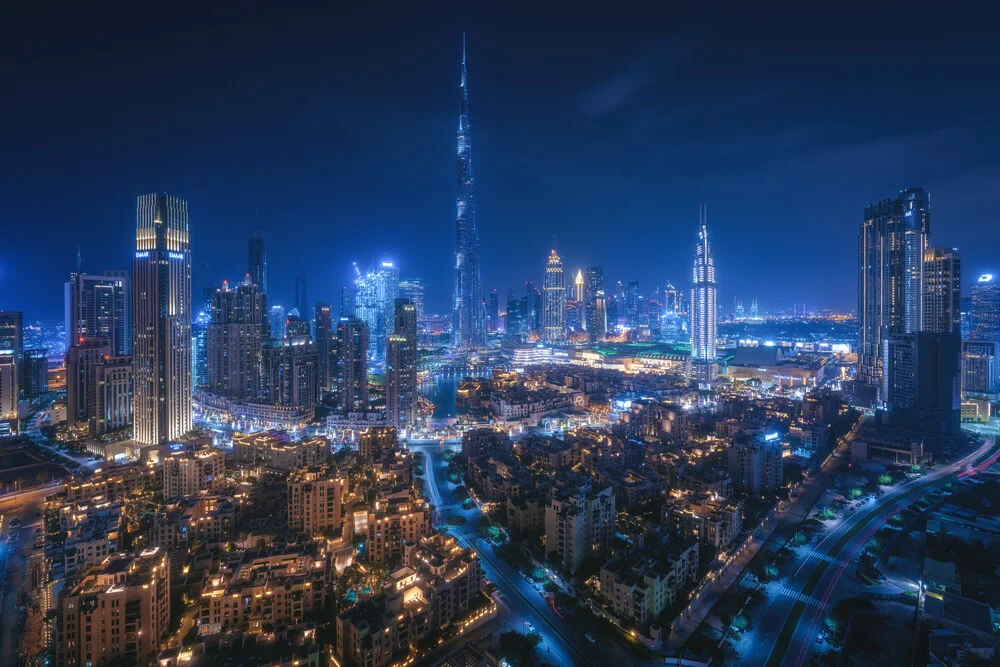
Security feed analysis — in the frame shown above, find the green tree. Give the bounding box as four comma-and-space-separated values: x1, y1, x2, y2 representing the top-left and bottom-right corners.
497, 631, 542, 666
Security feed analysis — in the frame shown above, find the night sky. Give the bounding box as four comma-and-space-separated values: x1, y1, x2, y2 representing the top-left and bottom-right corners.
4, 1, 999, 319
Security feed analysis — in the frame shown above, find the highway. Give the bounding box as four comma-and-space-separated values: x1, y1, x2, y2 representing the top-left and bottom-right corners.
749, 434, 999, 667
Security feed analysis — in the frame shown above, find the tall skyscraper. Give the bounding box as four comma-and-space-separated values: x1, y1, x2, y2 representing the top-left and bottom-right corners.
584, 267, 605, 341
0, 312, 23, 401
192, 310, 210, 387
452, 33, 485, 350
21, 349, 48, 397
921, 247, 961, 335
857, 187, 930, 400
690, 205, 718, 385
206, 278, 265, 400
398, 279, 425, 331
66, 338, 110, 428
883, 332, 960, 435
543, 249, 566, 343
65, 271, 130, 355
487, 288, 500, 333
315, 302, 335, 394
0, 351, 17, 436
626, 280, 640, 328
294, 271, 308, 319
132, 193, 192, 445
261, 339, 319, 414
526, 281, 542, 334
336, 318, 369, 414
971, 274, 1000, 342
354, 262, 399, 365
268, 305, 286, 341
386, 299, 418, 430
248, 228, 267, 294
574, 270, 584, 303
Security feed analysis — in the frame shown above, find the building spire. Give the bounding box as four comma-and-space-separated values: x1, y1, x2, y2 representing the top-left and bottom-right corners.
461, 32, 468, 89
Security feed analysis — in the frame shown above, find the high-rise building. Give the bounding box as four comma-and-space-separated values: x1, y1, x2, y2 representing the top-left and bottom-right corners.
65, 272, 130, 355
0, 351, 17, 436
543, 249, 566, 343
66, 338, 110, 428
354, 262, 399, 364
728, 434, 783, 493
584, 267, 605, 340
504, 294, 529, 342
857, 187, 930, 400
315, 302, 335, 395
594, 290, 607, 341
626, 280, 640, 327
294, 271, 308, 320
960, 296, 972, 341
883, 332, 961, 435
285, 315, 311, 342
161, 443, 225, 498
192, 310, 210, 387
206, 278, 265, 400
336, 318, 368, 414
21, 349, 48, 397
971, 274, 1000, 342
398, 279, 425, 332
545, 481, 615, 574
268, 305, 286, 341
261, 340, 319, 414
248, 228, 267, 294
287, 464, 347, 538
526, 281, 542, 334
690, 205, 718, 385
487, 288, 500, 333
0, 311, 23, 398
91, 356, 133, 436
961, 340, 1000, 397
452, 33, 485, 350
386, 299, 418, 430
132, 193, 192, 445
921, 247, 961, 335
574, 269, 585, 303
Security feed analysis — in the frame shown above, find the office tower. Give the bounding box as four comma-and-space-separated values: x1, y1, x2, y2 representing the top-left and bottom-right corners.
248, 228, 267, 293
626, 280, 640, 327
606, 291, 619, 331
591, 291, 607, 340
315, 302, 335, 394
971, 274, 1000, 342
487, 288, 500, 333
505, 294, 529, 342
690, 205, 718, 384
285, 315, 311, 342
287, 465, 347, 537
56, 549, 170, 667
543, 249, 567, 342
664, 282, 682, 316
584, 267, 605, 340
206, 278, 265, 400
21, 349, 48, 397
191, 310, 210, 387
0, 312, 23, 396
960, 297, 972, 341
91, 356, 134, 436
336, 318, 368, 414
525, 281, 542, 334
961, 340, 1000, 397
386, 299, 418, 429
354, 262, 399, 364
65, 272, 130, 355
857, 187, 930, 399
749, 298, 759, 320
261, 340, 319, 414
884, 332, 961, 435
921, 248, 961, 334
66, 339, 111, 428
728, 434, 783, 493
0, 351, 16, 436
294, 270, 308, 319
452, 33, 486, 350
268, 305, 286, 341
574, 269, 585, 303
398, 279, 425, 331
132, 193, 192, 445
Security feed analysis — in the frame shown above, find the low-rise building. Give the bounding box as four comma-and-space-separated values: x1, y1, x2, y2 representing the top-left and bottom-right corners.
151, 496, 236, 552
545, 480, 615, 574
367, 494, 431, 564
60, 499, 122, 575
665, 493, 743, 551
232, 431, 329, 472
65, 464, 154, 502
287, 465, 347, 538
506, 493, 546, 536
403, 534, 483, 628
162, 444, 226, 498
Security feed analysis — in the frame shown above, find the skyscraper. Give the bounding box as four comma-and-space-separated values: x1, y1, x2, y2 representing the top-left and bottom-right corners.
543, 249, 566, 343
921, 247, 961, 335
690, 205, 718, 385
398, 279, 425, 331
386, 299, 418, 430
294, 271, 308, 319
487, 288, 500, 333
452, 33, 485, 349
206, 278, 265, 400
260, 339, 319, 414
971, 274, 1000, 342
857, 187, 930, 400
883, 332, 960, 435
574, 270, 584, 303
354, 262, 399, 365
584, 267, 605, 341
268, 305, 286, 341
526, 281, 542, 334
248, 228, 267, 293
626, 280, 640, 328
65, 271, 130, 355
0, 351, 17, 436
132, 193, 192, 445
0, 312, 23, 399
961, 340, 999, 397
336, 318, 369, 414
315, 302, 335, 395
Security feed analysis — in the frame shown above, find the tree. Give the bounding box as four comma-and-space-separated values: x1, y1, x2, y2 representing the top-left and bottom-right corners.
497, 631, 542, 666
783, 461, 804, 486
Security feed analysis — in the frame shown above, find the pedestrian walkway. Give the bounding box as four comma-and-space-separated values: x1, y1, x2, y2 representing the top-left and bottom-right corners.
802, 550, 849, 568
776, 585, 827, 610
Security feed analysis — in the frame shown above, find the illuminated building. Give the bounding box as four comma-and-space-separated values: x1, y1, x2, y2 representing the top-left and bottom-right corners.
336, 317, 368, 414
260, 338, 319, 414
91, 355, 133, 436
452, 33, 486, 349
248, 227, 267, 293
961, 340, 999, 397
366, 493, 431, 564
922, 247, 961, 334
505, 293, 529, 342
626, 280, 640, 327
542, 249, 567, 342
232, 431, 329, 471
161, 443, 225, 498
398, 279, 425, 330
971, 273, 1000, 342
354, 262, 399, 364
386, 299, 417, 429
315, 302, 334, 394
268, 304, 286, 341
150, 495, 234, 552
132, 193, 192, 445
857, 187, 930, 402
0, 351, 16, 436
206, 278, 265, 400
883, 332, 961, 435
66, 338, 110, 429
594, 289, 607, 341
294, 270, 308, 319
0, 311, 23, 405
584, 266, 605, 340
574, 269, 584, 302
191, 310, 210, 387
287, 464, 347, 537
65, 271, 130, 355
545, 481, 615, 574
487, 287, 499, 332
56, 548, 169, 667
403, 533, 483, 627
359, 426, 398, 460
728, 434, 782, 493
22, 348, 48, 396
690, 204, 718, 385
285, 314, 311, 341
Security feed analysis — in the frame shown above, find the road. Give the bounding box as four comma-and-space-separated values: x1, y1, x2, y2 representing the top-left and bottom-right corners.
0, 489, 48, 666
748, 434, 999, 667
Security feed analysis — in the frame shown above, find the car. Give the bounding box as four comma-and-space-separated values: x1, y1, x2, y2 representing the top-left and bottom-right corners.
586, 633, 597, 644
524, 621, 535, 632
816, 635, 823, 644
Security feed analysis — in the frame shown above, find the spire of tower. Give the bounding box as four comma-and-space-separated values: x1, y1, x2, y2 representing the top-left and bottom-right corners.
461, 32, 468, 89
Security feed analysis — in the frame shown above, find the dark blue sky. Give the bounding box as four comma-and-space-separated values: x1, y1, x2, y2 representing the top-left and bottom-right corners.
3, 1, 999, 319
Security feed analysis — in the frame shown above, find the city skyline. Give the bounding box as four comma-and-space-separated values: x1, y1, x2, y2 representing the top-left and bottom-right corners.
5, 4, 1000, 320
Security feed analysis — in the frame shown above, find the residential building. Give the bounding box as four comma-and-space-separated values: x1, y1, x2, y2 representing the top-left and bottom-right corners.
287, 465, 347, 538
971, 274, 1000, 342
728, 434, 783, 493
232, 431, 329, 471
883, 332, 961, 435
206, 278, 265, 400
386, 299, 418, 429
545, 481, 615, 574
922, 247, 961, 334
161, 444, 225, 498
336, 318, 369, 414
367, 493, 431, 564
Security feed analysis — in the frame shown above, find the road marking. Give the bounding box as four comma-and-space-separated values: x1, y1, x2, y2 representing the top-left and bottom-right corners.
777, 586, 827, 610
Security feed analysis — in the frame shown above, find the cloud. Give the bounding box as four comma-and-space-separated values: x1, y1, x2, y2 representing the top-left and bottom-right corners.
578, 38, 692, 118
